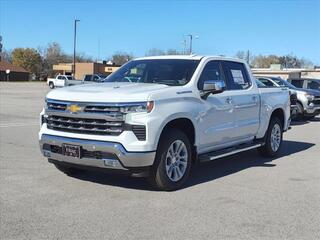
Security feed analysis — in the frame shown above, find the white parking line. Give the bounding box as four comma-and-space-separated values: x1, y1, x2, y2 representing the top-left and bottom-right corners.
0, 123, 38, 128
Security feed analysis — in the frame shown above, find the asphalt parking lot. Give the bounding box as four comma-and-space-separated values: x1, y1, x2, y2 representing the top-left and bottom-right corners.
0, 82, 319, 240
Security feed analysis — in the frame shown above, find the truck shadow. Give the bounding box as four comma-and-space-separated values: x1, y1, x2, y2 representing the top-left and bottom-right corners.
71, 140, 315, 191
291, 117, 320, 126
186, 140, 315, 189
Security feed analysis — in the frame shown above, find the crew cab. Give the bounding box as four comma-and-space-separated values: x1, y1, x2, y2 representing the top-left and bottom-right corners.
256, 76, 320, 120
47, 74, 81, 89
39, 56, 291, 190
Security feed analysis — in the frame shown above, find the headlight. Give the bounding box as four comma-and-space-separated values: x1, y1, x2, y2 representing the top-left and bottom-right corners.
305, 94, 315, 101
120, 101, 154, 113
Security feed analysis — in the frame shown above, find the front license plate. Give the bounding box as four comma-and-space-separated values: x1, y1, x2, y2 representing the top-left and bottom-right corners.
63, 144, 81, 158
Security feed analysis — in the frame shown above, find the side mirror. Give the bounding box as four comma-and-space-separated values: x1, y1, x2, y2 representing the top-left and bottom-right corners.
201, 79, 226, 99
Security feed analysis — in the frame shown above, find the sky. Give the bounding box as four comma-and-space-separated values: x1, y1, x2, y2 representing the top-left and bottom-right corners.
0, 0, 319, 64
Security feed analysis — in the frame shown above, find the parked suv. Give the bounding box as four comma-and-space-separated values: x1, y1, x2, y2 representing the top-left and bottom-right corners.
256, 77, 320, 120
288, 78, 320, 92
256, 77, 298, 117
39, 56, 290, 190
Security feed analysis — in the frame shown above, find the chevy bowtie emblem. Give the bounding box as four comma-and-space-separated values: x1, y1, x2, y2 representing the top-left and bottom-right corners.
67, 105, 82, 113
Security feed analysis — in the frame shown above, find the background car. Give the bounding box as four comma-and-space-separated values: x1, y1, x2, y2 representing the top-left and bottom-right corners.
256, 77, 320, 120
288, 78, 320, 93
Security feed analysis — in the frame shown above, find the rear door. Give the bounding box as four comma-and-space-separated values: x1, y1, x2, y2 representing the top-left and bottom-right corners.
222, 61, 260, 141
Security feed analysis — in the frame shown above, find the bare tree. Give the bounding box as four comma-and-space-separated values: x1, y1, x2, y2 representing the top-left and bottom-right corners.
145, 48, 181, 56
111, 51, 134, 65
0, 49, 12, 62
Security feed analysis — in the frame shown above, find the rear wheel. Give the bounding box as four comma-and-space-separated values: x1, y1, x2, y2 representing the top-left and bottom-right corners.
148, 129, 192, 191
258, 117, 283, 158
49, 82, 54, 89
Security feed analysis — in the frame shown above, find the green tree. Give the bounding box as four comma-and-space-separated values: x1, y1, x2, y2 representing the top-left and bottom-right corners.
12, 48, 41, 75
278, 54, 313, 68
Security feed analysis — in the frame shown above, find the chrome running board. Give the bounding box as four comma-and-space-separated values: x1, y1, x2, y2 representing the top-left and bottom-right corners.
198, 143, 263, 162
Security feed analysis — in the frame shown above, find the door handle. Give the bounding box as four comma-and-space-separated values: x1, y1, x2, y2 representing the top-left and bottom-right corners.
252, 96, 258, 102
226, 97, 233, 104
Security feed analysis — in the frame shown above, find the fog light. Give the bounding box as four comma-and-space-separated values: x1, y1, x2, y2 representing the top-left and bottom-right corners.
43, 150, 51, 157
103, 159, 121, 168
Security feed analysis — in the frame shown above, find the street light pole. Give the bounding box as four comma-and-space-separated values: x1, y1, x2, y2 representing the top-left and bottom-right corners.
73, 19, 80, 77
186, 34, 198, 55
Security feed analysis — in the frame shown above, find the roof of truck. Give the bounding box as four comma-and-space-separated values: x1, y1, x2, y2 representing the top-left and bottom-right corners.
135, 55, 245, 62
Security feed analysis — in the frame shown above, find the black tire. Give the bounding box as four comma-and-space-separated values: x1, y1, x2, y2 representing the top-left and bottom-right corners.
295, 102, 304, 120
148, 129, 192, 191
258, 117, 283, 158
54, 163, 85, 176
49, 82, 54, 89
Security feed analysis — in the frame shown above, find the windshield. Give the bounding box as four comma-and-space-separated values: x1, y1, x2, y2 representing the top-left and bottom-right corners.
255, 79, 267, 87
105, 59, 200, 86
272, 78, 297, 89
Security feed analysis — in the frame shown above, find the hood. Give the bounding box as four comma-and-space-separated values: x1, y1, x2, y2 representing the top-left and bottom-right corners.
295, 88, 320, 96
46, 82, 169, 102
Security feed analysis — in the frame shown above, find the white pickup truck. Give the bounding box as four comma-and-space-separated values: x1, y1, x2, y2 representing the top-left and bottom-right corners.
39, 56, 291, 190
47, 74, 107, 89
47, 75, 81, 89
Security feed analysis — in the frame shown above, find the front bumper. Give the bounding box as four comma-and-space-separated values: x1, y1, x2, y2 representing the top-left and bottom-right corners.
39, 134, 156, 170
305, 105, 320, 115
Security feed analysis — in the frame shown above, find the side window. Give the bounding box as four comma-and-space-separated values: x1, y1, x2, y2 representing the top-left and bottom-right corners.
93, 75, 99, 81
57, 76, 63, 80
84, 75, 92, 81
258, 78, 275, 87
197, 61, 225, 90
222, 61, 251, 90
291, 80, 303, 88
308, 80, 320, 90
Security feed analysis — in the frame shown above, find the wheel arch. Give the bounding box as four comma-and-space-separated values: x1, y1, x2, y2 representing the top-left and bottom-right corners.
157, 117, 197, 160
270, 108, 285, 129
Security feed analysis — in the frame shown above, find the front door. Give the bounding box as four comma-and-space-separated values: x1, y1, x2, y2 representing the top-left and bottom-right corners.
56, 76, 66, 87
197, 60, 235, 154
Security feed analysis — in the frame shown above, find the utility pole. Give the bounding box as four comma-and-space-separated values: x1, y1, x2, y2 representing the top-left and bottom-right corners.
186, 34, 199, 55
0, 35, 3, 61
73, 19, 80, 77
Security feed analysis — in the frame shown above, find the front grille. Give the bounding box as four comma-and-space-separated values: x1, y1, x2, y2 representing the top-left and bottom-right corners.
84, 105, 120, 113
312, 98, 320, 105
46, 115, 124, 135
47, 102, 67, 111
45, 100, 146, 139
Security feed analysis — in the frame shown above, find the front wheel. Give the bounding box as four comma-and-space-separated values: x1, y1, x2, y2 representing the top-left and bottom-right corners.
148, 129, 192, 191
258, 117, 283, 158
295, 102, 304, 120
49, 82, 54, 89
